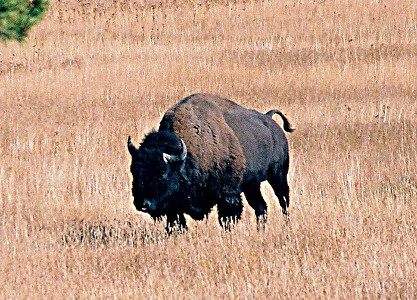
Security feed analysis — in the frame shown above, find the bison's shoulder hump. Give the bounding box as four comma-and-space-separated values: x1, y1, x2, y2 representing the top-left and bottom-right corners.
159, 94, 247, 190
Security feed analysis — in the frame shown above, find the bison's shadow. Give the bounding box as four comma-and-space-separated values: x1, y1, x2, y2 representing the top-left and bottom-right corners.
61, 217, 166, 247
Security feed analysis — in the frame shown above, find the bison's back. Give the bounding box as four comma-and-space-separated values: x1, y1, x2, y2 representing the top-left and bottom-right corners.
159, 93, 289, 188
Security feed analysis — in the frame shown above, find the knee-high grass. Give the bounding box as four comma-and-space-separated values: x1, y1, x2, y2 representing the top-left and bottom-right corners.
1, 0, 416, 298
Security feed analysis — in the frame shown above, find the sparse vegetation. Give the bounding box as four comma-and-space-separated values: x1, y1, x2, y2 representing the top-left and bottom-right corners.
1, 0, 416, 298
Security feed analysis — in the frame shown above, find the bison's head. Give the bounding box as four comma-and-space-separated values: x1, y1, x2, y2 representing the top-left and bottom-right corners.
127, 132, 188, 218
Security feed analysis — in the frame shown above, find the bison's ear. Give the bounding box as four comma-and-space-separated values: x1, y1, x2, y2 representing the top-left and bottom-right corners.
127, 136, 138, 156
162, 139, 187, 164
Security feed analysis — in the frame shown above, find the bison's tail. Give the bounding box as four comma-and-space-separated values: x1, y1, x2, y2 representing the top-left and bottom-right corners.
265, 110, 295, 133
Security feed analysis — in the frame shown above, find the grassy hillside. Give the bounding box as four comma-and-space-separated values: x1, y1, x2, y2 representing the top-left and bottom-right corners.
1, 0, 416, 298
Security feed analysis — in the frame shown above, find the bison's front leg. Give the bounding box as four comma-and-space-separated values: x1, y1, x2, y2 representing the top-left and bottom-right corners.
217, 195, 243, 231
166, 214, 187, 235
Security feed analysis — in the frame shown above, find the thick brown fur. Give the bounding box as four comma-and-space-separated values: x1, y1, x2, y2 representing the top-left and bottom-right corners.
159, 94, 246, 198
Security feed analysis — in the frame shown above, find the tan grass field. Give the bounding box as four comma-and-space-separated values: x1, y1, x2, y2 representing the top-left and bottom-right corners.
1, 0, 417, 298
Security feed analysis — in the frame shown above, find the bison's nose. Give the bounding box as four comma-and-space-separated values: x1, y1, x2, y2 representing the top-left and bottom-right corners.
141, 199, 151, 211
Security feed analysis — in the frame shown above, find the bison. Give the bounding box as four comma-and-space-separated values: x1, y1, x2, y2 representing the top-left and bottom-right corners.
127, 93, 294, 233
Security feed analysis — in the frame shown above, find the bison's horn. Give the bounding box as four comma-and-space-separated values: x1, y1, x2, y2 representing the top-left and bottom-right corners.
127, 136, 138, 156
163, 139, 187, 163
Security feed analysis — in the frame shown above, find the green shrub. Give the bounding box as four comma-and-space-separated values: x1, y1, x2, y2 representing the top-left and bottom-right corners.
0, 0, 49, 42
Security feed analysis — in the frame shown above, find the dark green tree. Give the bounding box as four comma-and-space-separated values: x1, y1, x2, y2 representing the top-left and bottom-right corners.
0, 0, 49, 43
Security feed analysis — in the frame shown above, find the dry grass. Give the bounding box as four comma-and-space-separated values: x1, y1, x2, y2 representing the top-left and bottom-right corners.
1, 0, 417, 298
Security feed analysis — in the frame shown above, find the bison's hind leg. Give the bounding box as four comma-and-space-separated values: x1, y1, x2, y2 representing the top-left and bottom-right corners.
217, 195, 243, 231
267, 172, 290, 216
166, 214, 187, 235
242, 181, 268, 228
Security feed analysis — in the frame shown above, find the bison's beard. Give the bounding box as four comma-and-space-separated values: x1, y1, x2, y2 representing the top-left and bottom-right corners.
140, 191, 188, 219
145, 207, 166, 219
